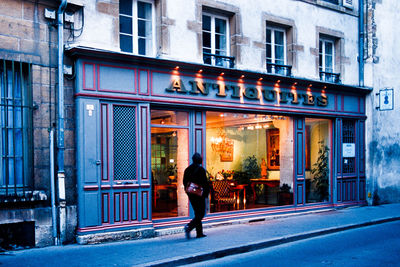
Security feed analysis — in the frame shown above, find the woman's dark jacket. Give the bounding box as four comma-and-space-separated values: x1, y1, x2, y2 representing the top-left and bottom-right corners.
183, 163, 210, 198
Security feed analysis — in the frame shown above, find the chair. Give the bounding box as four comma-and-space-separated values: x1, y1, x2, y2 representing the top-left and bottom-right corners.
212, 180, 236, 211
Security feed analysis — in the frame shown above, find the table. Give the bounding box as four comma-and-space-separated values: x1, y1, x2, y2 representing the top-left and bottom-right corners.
153, 184, 177, 207
250, 179, 280, 202
231, 184, 247, 209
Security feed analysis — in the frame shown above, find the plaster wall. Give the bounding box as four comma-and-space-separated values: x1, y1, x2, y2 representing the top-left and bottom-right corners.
365, 0, 400, 204
74, 0, 360, 86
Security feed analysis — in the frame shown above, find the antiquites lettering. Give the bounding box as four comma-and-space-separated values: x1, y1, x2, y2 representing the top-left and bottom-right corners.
166, 79, 328, 107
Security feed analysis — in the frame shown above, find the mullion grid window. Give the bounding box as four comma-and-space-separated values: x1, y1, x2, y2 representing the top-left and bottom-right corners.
266, 27, 286, 65
120, 0, 154, 56
202, 13, 229, 67
319, 39, 334, 73
0, 60, 32, 196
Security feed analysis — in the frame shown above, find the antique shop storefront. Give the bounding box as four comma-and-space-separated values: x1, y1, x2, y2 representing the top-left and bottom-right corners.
70, 47, 370, 242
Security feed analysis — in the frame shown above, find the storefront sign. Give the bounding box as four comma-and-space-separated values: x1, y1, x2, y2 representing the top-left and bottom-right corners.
165, 79, 328, 107
342, 143, 355, 157
378, 88, 394, 111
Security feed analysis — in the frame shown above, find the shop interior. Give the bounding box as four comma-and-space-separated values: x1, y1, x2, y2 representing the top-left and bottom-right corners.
151, 110, 331, 219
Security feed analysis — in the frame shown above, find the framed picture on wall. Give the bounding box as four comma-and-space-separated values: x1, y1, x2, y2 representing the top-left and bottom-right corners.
220, 139, 234, 162
266, 129, 280, 169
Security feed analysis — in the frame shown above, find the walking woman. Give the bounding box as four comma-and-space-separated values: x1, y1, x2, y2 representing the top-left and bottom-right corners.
183, 153, 210, 239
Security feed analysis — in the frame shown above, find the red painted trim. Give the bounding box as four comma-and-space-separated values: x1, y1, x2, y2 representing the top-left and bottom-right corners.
83, 185, 99, 191
82, 62, 96, 91
131, 192, 138, 221
101, 104, 109, 181
140, 106, 148, 180
138, 69, 150, 96
97, 63, 137, 94
142, 191, 148, 220
77, 221, 153, 233
114, 192, 121, 222
102, 193, 110, 224
75, 92, 366, 119
123, 192, 130, 222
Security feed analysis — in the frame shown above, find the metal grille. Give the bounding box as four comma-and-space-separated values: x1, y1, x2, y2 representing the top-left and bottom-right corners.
0, 60, 33, 201
113, 105, 136, 180
343, 120, 355, 174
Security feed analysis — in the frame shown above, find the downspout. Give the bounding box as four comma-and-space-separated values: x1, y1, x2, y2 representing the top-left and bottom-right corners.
359, 0, 365, 86
49, 129, 59, 245
57, 0, 67, 244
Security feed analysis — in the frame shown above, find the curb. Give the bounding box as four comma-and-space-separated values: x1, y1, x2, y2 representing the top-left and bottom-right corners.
143, 216, 400, 267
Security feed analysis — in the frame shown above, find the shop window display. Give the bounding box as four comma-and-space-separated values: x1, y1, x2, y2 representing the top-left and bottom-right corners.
305, 118, 332, 203
206, 111, 293, 212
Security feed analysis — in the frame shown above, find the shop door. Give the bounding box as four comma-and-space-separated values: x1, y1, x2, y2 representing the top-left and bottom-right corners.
294, 118, 306, 205
98, 102, 151, 225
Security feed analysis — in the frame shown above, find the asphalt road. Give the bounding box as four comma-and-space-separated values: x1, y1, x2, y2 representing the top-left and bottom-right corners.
188, 220, 400, 267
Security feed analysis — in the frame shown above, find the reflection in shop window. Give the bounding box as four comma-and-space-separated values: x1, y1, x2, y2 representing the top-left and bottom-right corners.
151, 110, 189, 219
305, 118, 331, 203
206, 112, 294, 213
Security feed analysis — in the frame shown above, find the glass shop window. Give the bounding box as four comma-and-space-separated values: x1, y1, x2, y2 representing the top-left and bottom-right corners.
305, 118, 332, 203
206, 111, 294, 213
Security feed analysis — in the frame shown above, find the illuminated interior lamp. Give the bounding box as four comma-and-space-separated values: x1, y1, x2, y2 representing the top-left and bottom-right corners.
219, 113, 224, 117
161, 119, 165, 124
247, 125, 254, 130
198, 69, 203, 73
258, 77, 263, 81
240, 75, 245, 79
174, 66, 180, 70
220, 72, 225, 76
263, 124, 269, 129
255, 125, 262, 129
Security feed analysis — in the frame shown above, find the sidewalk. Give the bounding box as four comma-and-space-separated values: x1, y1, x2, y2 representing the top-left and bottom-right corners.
1, 203, 400, 267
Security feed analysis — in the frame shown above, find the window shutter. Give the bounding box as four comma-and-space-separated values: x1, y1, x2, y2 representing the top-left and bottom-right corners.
343, 0, 353, 9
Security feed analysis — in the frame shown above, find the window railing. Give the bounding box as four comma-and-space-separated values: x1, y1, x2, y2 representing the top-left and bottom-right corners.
322, 0, 339, 4
266, 62, 292, 76
203, 52, 235, 68
319, 71, 341, 83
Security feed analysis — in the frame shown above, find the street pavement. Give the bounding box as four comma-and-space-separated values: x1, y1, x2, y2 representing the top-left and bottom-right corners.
1, 203, 400, 267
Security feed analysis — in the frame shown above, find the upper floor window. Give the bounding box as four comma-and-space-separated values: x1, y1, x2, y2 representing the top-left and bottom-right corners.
266, 27, 291, 76
319, 38, 340, 83
202, 13, 234, 68
0, 60, 33, 199
120, 0, 155, 56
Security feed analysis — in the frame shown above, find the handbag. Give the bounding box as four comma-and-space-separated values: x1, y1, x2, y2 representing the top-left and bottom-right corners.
186, 182, 203, 197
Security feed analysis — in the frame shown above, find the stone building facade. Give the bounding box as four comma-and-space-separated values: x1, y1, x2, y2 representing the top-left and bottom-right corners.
0, 0, 396, 248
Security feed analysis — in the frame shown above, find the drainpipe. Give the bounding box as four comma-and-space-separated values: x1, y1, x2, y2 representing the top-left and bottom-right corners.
57, 0, 67, 244
359, 0, 365, 87
49, 129, 59, 245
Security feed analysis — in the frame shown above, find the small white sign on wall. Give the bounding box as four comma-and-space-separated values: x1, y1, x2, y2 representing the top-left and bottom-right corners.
379, 88, 394, 111
343, 143, 355, 157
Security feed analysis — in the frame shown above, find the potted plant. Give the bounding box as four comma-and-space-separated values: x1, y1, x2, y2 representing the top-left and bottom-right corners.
243, 155, 263, 202
166, 164, 177, 183
278, 183, 293, 205
311, 142, 330, 202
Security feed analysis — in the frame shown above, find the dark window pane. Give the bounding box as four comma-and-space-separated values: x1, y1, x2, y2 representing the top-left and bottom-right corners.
120, 34, 133, 52
138, 38, 146, 55
275, 31, 284, 45
119, 0, 132, 15
120, 16, 132, 34
202, 15, 211, 31
215, 18, 226, 34
203, 32, 211, 48
215, 33, 226, 51
275, 45, 284, 61
138, 19, 146, 37
266, 44, 271, 59
138, 1, 151, 19
266, 29, 271, 43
